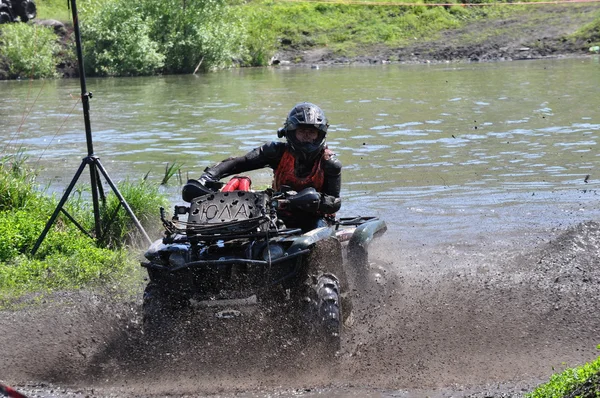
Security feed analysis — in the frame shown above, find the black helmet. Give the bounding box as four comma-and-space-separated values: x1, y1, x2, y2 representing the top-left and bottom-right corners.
279, 102, 328, 161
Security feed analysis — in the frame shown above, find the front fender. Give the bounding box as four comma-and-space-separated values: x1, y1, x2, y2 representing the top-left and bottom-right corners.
349, 219, 387, 249
347, 219, 387, 269
286, 226, 337, 255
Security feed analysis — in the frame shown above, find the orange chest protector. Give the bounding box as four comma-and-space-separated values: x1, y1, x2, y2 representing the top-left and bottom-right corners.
273, 149, 326, 192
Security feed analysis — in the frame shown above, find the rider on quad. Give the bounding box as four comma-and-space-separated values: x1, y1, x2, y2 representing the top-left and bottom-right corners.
183, 102, 341, 232
143, 103, 386, 347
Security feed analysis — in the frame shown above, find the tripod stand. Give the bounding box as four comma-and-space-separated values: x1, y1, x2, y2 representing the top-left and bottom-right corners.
31, 0, 152, 255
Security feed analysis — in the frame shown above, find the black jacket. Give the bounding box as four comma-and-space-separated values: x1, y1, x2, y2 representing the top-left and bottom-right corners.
203, 141, 342, 214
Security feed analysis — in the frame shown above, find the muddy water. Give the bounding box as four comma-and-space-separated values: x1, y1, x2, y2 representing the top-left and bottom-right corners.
1, 58, 600, 397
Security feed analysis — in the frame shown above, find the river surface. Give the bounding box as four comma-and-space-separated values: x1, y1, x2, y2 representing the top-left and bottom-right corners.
2, 58, 599, 246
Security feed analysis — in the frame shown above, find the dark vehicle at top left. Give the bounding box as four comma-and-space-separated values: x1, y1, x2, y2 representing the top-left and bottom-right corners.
0, 0, 36, 24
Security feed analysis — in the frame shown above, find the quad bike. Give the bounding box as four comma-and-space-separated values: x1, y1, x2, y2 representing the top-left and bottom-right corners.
141, 176, 387, 350
0, 0, 36, 23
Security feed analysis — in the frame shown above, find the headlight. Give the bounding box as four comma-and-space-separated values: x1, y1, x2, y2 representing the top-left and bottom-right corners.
262, 244, 285, 261
169, 252, 187, 268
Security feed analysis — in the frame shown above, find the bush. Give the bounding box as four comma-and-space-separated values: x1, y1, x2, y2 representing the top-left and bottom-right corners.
97, 178, 168, 248
142, 0, 244, 73
80, 0, 165, 76
0, 23, 59, 79
0, 153, 169, 303
79, 0, 244, 76
0, 210, 48, 261
233, 5, 275, 66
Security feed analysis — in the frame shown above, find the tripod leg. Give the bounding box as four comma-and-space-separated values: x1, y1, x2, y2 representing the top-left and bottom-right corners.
93, 158, 153, 245
89, 161, 102, 240
31, 160, 87, 256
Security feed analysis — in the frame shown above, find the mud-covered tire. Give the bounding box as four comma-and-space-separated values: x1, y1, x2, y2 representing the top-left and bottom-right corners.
311, 273, 342, 351
296, 237, 350, 352
142, 283, 181, 337
304, 237, 352, 323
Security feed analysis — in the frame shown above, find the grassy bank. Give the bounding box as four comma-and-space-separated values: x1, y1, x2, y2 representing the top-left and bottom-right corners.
0, 152, 169, 305
243, 0, 511, 57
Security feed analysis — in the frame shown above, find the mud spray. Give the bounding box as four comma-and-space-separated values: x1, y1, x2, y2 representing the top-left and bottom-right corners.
2, 221, 599, 397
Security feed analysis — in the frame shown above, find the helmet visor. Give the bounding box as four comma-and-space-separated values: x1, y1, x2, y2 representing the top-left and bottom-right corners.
294, 126, 320, 144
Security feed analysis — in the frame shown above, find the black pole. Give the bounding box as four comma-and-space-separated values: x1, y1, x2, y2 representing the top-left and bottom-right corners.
70, 0, 102, 239
31, 0, 152, 255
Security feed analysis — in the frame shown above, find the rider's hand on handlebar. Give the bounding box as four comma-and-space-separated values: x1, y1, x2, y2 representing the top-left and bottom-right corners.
198, 173, 223, 191
285, 187, 321, 213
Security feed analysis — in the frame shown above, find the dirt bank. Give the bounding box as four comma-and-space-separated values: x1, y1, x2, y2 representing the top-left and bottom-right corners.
1, 220, 599, 397
273, 4, 600, 66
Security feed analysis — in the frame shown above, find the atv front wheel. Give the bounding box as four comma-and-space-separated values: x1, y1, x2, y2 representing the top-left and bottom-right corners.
142, 283, 184, 337
311, 273, 342, 351
303, 237, 351, 352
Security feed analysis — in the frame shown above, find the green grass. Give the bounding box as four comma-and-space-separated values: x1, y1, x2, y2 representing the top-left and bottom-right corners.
568, 9, 600, 48
97, 178, 167, 248
238, 0, 524, 61
35, 0, 72, 23
527, 349, 600, 398
0, 149, 39, 212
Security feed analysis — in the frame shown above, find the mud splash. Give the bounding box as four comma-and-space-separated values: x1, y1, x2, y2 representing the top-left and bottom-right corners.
2, 221, 599, 397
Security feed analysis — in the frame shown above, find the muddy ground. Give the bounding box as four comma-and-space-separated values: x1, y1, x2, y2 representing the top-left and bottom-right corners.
1, 220, 600, 397
273, 3, 600, 66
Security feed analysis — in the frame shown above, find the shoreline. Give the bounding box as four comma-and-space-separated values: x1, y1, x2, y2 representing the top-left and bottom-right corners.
3, 2, 600, 79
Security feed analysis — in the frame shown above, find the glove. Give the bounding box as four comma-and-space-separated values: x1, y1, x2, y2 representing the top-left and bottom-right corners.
198, 173, 223, 191
287, 187, 321, 213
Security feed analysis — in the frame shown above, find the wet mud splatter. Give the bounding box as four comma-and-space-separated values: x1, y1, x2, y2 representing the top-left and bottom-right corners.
1, 221, 599, 397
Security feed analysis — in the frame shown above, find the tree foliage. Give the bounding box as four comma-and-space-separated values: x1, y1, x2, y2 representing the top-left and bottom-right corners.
526, 353, 600, 398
